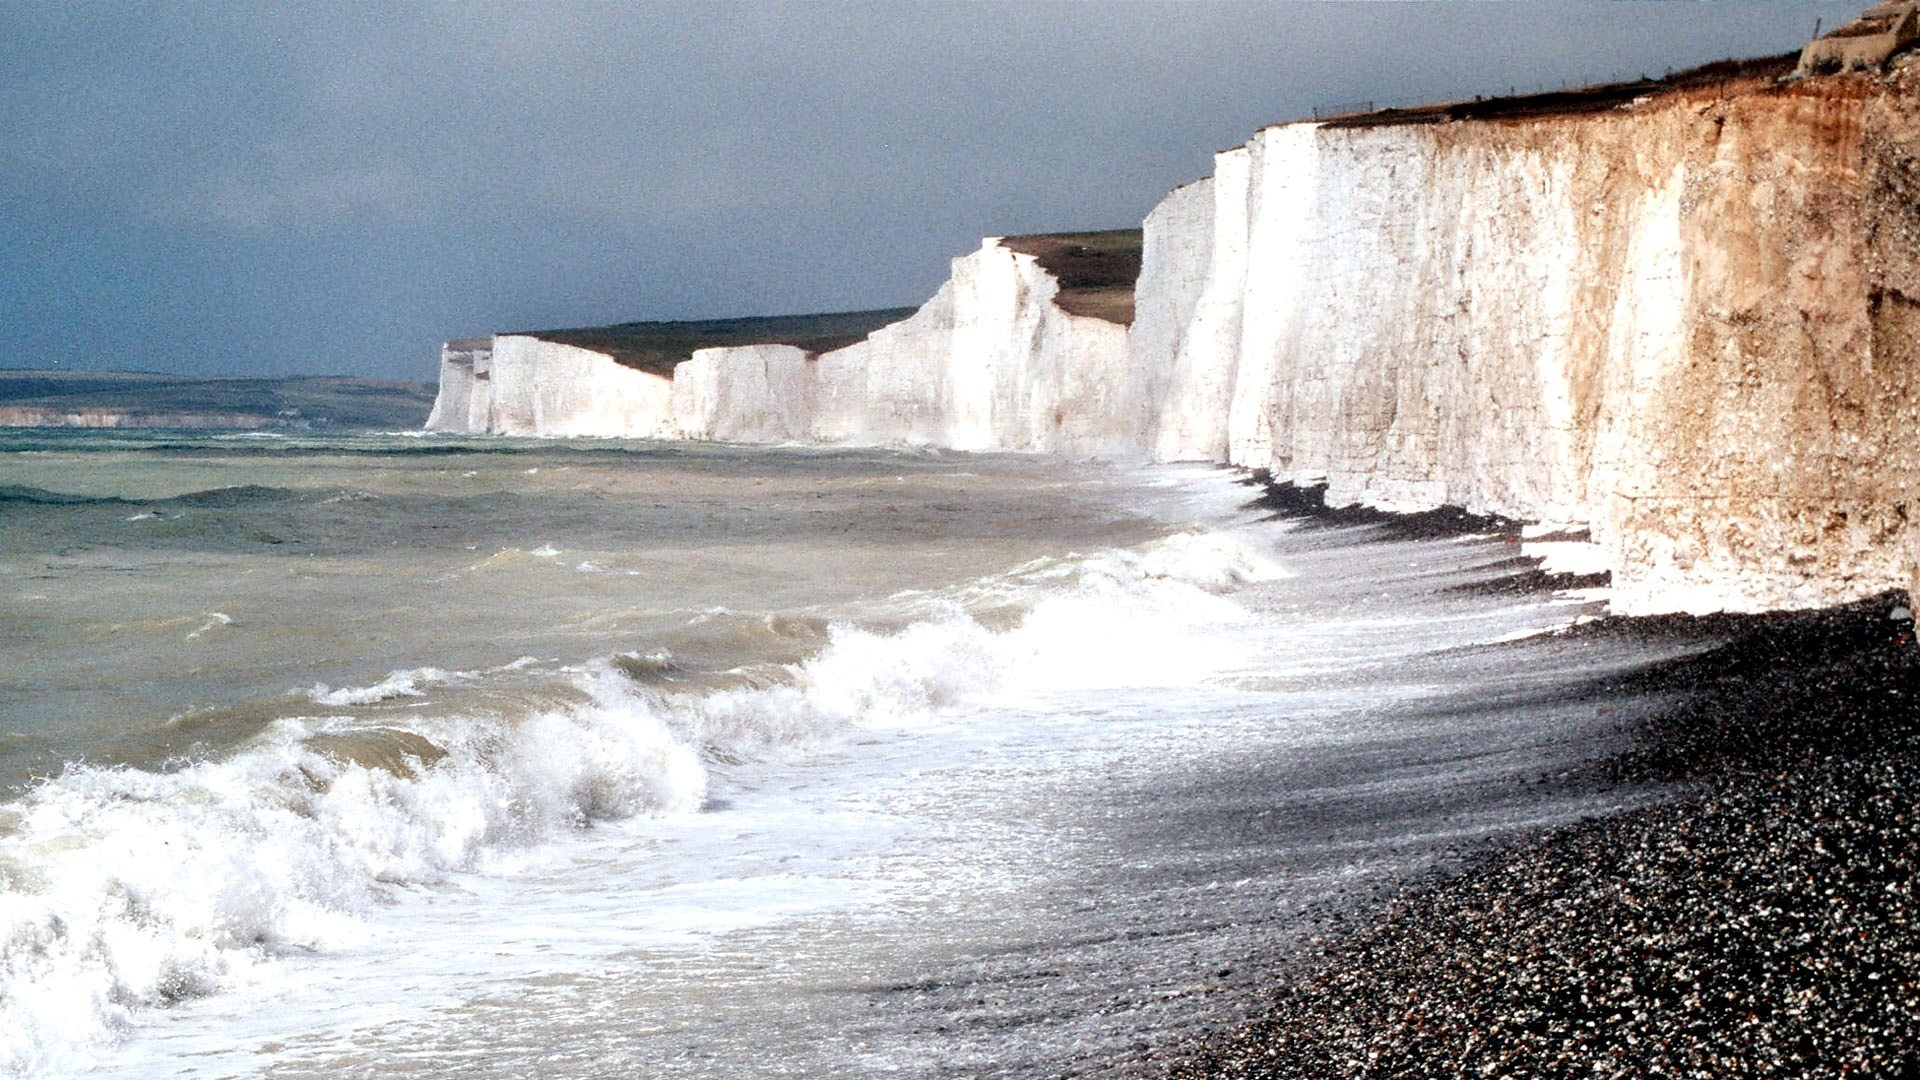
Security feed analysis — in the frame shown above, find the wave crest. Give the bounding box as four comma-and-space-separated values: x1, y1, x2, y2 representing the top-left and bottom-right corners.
307, 666, 456, 706
0, 523, 1282, 1073
0, 675, 704, 1074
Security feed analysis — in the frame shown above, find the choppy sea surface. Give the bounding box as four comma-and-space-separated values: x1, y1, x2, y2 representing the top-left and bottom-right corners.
0, 430, 1686, 1076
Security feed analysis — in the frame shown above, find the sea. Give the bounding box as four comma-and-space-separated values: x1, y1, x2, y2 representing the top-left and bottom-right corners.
0, 429, 1697, 1077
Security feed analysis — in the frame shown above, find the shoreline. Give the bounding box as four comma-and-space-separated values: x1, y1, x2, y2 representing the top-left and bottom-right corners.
1157, 589, 1920, 1076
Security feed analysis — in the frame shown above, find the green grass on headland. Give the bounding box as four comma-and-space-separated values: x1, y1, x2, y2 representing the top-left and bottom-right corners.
518, 308, 918, 378
1000, 230, 1143, 326
524, 231, 1143, 374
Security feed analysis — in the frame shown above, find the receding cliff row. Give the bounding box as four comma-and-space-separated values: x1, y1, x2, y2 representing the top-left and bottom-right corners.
424, 310, 913, 438
429, 234, 1144, 452
427, 61, 1920, 615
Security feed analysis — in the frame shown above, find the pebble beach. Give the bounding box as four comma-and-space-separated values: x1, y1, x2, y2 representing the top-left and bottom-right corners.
1166, 598, 1920, 1077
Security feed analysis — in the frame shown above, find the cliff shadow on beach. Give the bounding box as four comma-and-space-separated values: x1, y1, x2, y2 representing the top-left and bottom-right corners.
1166, 593, 1920, 1079
1239, 471, 1613, 596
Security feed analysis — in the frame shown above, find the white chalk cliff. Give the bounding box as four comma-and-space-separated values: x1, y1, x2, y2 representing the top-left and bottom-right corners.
429, 66, 1920, 615
427, 335, 676, 438
671, 344, 815, 444
430, 238, 1136, 453
810, 238, 1137, 454
1140, 74, 1920, 614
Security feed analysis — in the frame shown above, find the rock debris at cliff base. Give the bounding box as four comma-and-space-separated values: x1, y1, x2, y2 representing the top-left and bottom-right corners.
1164, 600, 1920, 1078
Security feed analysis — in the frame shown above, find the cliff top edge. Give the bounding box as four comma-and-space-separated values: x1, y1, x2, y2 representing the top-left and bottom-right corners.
999, 230, 1143, 327
1276, 50, 1805, 131
508, 307, 919, 378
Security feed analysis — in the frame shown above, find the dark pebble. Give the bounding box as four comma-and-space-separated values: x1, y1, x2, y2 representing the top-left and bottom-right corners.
1161, 595, 1920, 1078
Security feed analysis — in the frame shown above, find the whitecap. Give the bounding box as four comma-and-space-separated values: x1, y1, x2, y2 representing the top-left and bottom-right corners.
0, 674, 705, 1074
186, 613, 233, 640
307, 667, 456, 707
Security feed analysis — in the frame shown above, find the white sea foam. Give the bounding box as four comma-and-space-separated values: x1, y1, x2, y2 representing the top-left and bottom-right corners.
0, 523, 1283, 1075
1134, 528, 1288, 592
0, 674, 705, 1075
306, 667, 457, 706
185, 613, 232, 640
671, 526, 1282, 748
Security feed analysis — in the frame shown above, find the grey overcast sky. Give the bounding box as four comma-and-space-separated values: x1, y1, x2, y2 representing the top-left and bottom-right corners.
0, 1, 1867, 381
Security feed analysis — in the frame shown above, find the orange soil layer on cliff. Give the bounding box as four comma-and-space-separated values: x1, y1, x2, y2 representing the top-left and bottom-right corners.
1321, 52, 1810, 128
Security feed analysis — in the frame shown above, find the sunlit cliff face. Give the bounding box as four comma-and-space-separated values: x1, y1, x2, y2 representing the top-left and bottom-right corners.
1142, 68, 1920, 614
428, 65, 1920, 617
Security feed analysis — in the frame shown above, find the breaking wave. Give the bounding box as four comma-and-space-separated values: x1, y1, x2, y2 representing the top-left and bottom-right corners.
0, 671, 704, 1075
0, 525, 1282, 1074
307, 666, 460, 706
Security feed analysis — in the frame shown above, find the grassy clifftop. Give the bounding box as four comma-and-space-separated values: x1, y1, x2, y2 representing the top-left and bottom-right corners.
1000, 229, 1143, 326
1318, 51, 1802, 128
518, 308, 917, 378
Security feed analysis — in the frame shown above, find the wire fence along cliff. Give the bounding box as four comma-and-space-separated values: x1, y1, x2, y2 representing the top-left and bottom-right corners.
1311, 101, 1376, 120
1306, 53, 1800, 125
1311, 79, 1626, 122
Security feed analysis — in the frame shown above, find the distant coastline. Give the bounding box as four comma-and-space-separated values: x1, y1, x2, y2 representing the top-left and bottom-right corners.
0, 370, 436, 431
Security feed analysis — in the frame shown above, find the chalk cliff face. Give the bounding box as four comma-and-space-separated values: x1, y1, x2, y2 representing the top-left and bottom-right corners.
486, 335, 675, 438
671, 344, 815, 443
810, 281, 955, 446
812, 238, 1136, 453
694, 238, 1135, 453
1137, 71, 1920, 613
429, 67, 1920, 615
423, 340, 490, 433
941, 239, 1138, 454
1133, 177, 1219, 462
427, 239, 1133, 452
426, 335, 675, 438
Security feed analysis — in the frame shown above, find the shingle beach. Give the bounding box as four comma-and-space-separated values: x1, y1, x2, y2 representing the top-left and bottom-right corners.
1168, 600, 1920, 1078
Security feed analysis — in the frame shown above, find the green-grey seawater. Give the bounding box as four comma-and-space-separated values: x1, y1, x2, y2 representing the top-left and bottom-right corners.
0, 428, 1668, 1078
0, 430, 1166, 794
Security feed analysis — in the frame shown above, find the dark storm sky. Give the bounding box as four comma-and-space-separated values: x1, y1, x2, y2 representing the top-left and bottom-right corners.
0, 1, 1864, 381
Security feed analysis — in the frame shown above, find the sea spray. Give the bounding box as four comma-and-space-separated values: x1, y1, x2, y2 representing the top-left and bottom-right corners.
0, 676, 705, 1074
0, 521, 1290, 1073
669, 527, 1288, 749
1, 434, 1324, 1075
